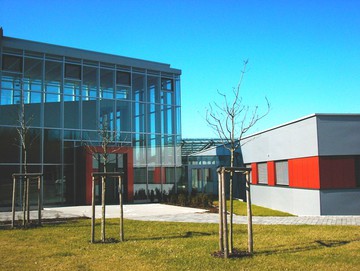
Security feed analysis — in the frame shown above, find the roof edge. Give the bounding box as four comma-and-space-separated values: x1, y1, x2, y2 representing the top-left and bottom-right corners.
1, 35, 181, 74
241, 113, 360, 140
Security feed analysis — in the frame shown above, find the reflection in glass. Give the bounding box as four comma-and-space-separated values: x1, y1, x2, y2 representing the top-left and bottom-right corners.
147, 76, 159, 103
2, 54, 22, 72
45, 61, 62, 95
132, 73, 145, 102
100, 99, 114, 131
116, 100, 131, 133
0, 127, 20, 163
43, 129, 61, 163
83, 66, 98, 100
116, 86, 130, 99
44, 102, 60, 127
82, 100, 97, 130
64, 101, 80, 129
116, 71, 131, 86
100, 69, 114, 99
64, 80, 80, 96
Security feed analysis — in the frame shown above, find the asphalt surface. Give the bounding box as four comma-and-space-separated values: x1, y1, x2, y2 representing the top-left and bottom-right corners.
1, 204, 360, 225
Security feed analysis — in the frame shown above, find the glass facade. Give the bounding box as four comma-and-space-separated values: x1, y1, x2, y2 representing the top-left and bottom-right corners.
0, 36, 181, 207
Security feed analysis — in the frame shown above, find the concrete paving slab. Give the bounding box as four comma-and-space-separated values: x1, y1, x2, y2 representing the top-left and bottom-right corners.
1, 204, 360, 226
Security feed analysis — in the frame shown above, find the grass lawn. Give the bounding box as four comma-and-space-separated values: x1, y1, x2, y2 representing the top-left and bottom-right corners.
213, 200, 294, 216
1, 218, 359, 270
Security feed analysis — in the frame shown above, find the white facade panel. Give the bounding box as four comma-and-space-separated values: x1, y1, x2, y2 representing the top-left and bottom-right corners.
250, 185, 321, 215
317, 115, 360, 156
320, 189, 360, 215
241, 115, 319, 163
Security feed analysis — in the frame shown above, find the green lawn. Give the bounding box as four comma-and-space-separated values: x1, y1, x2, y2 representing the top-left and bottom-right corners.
213, 200, 294, 216
1, 219, 359, 270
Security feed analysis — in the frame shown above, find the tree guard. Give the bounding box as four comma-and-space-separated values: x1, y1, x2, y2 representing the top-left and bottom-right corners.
217, 167, 253, 257
91, 172, 124, 243
11, 173, 43, 228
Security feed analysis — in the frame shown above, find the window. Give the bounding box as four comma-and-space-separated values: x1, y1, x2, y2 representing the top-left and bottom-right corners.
275, 161, 289, 186
2, 54, 23, 72
100, 69, 114, 99
161, 78, 173, 91
258, 163, 268, 184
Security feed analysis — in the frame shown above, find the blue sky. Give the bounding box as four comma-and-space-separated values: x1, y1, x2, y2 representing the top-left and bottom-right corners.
1, 0, 359, 138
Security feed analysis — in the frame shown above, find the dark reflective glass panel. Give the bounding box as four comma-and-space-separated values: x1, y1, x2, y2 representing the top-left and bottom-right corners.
2, 54, 22, 72
65, 63, 81, 80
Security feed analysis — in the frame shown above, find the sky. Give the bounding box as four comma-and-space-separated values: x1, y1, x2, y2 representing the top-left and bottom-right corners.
1, 0, 359, 138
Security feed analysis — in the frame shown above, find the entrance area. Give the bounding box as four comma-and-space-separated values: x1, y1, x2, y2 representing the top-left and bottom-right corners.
190, 167, 215, 194
92, 153, 126, 205
82, 146, 134, 205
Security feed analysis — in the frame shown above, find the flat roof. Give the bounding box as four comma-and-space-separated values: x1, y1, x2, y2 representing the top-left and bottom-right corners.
241, 113, 360, 140
0, 35, 181, 74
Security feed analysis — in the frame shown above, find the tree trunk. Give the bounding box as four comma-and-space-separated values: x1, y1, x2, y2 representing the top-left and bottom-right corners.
37, 176, 42, 225
246, 172, 253, 254
12, 176, 16, 228
101, 176, 106, 242
91, 176, 96, 243
22, 178, 26, 226
218, 168, 223, 252
119, 176, 124, 242
26, 177, 30, 223
229, 149, 234, 253
222, 171, 229, 258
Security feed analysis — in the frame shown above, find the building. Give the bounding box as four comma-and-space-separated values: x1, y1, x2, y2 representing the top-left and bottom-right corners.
0, 28, 182, 207
241, 114, 360, 215
181, 138, 245, 199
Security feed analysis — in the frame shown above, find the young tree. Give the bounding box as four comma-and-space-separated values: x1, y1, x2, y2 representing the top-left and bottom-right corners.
85, 115, 125, 242
206, 60, 270, 253
15, 79, 34, 226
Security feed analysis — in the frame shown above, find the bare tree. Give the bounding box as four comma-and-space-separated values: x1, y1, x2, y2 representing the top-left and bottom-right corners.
206, 60, 270, 253
85, 115, 125, 242
15, 79, 36, 226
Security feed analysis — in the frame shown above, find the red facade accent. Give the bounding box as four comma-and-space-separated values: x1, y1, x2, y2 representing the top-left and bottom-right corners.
267, 161, 276, 186
251, 163, 258, 184
152, 167, 167, 184
252, 156, 357, 190
153, 167, 162, 184
288, 157, 320, 189
319, 157, 356, 189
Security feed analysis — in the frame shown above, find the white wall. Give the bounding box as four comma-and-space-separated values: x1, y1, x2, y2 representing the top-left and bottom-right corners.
251, 185, 360, 215
250, 185, 321, 215
241, 115, 318, 163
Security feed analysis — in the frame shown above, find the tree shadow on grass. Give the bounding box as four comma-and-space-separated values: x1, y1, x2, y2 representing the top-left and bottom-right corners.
130, 231, 213, 242
255, 238, 359, 256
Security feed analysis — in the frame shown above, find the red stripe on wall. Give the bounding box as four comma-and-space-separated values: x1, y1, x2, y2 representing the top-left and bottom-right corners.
289, 157, 320, 189
126, 148, 134, 202
251, 163, 258, 184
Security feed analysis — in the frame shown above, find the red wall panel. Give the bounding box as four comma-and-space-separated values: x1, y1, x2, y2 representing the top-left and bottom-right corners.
288, 157, 320, 189
319, 157, 356, 189
267, 161, 276, 186
251, 163, 258, 184
154, 168, 161, 184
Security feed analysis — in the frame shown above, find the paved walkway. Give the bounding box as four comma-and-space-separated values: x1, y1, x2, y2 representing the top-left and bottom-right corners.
1, 204, 360, 226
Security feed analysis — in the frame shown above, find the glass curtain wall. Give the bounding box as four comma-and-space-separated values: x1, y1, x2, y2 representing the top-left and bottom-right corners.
133, 72, 180, 201
0, 45, 181, 207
